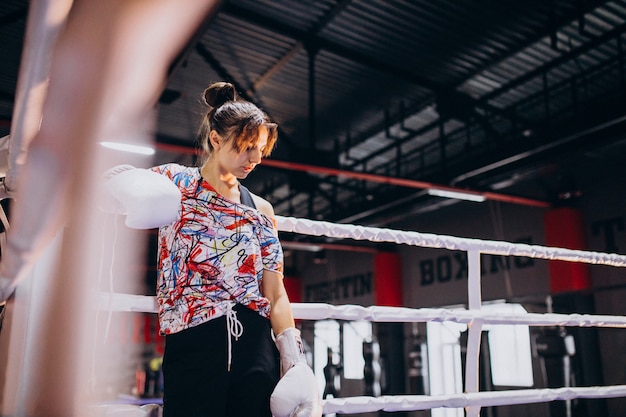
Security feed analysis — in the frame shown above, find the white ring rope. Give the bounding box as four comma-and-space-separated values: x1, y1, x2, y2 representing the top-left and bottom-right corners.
322, 386, 626, 414
276, 216, 626, 267
98, 294, 626, 328
93, 216, 626, 415
96, 293, 626, 414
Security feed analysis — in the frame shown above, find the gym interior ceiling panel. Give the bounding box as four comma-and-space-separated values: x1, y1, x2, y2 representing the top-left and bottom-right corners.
1, 0, 626, 231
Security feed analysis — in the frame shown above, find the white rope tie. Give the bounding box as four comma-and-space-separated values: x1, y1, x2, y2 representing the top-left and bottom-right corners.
225, 302, 244, 371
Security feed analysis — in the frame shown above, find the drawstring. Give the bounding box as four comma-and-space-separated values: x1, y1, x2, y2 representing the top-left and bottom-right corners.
225, 302, 244, 371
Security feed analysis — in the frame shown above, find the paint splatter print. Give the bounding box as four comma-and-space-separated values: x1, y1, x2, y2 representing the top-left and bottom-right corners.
150, 163, 283, 335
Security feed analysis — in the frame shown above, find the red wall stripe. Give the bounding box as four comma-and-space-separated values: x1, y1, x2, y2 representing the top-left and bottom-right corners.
544, 207, 591, 293
374, 252, 403, 307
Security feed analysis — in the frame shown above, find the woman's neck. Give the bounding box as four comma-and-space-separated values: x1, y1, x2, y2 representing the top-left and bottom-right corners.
200, 162, 240, 201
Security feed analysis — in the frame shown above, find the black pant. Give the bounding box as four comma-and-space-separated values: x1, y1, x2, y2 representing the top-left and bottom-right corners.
162, 304, 280, 417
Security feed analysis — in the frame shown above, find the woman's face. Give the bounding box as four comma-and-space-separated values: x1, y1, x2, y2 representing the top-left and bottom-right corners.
219, 125, 269, 179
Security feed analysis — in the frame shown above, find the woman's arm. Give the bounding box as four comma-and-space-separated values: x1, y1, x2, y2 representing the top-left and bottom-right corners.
261, 270, 295, 336
254, 195, 294, 334
258, 207, 323, 416
264, 271, 323, 417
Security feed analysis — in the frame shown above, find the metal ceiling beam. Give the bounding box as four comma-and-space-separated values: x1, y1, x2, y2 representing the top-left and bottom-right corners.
260, 159, 550, 208
345, 21, 626, 183
343, 104, 511, 174
337, 109, 626, 223
452, 0, 612, 91
152, 141, 550, 209
481, 21, 626, 103
222, 2, 440, 92
451, 110, 626, 185
247, 0, 353, 94
216, 2, 541, 201
220, 1, 597, 121
181, 2, 618, 220
334, 4, 619, 156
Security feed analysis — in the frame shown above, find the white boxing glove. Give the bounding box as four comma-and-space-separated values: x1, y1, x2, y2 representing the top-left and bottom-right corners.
270, 328, 323, 417
102, 165, 181, 229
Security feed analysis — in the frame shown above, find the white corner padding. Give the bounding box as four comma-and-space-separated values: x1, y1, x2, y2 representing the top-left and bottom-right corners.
102, 165, 181, 229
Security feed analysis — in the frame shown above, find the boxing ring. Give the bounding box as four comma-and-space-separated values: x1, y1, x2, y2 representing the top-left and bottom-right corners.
2, 2, 626, 415
95, 215, 626, 416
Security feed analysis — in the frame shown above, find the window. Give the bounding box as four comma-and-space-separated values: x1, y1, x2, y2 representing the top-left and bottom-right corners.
426, 302, 534, 417
313, 320, 340, 393
343, 320, 372, 379
427, 321, 466, 417
482, 303, 534, 387
313, 320, 373, 391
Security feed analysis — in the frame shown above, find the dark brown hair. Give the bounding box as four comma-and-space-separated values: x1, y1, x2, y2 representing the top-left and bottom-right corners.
197, 82, 278, 157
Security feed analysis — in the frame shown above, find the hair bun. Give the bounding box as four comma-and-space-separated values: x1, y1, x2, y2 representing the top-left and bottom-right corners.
203, 82, 237, 107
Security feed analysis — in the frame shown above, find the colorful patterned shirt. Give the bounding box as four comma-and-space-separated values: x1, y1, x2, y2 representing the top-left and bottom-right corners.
150, 163, 283, 335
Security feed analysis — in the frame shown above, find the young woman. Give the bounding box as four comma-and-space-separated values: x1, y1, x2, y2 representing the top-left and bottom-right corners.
107, 82, 321, 417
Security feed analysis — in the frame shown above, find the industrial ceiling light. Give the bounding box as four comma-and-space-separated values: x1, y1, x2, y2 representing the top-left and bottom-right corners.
427, 188, 486, 202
